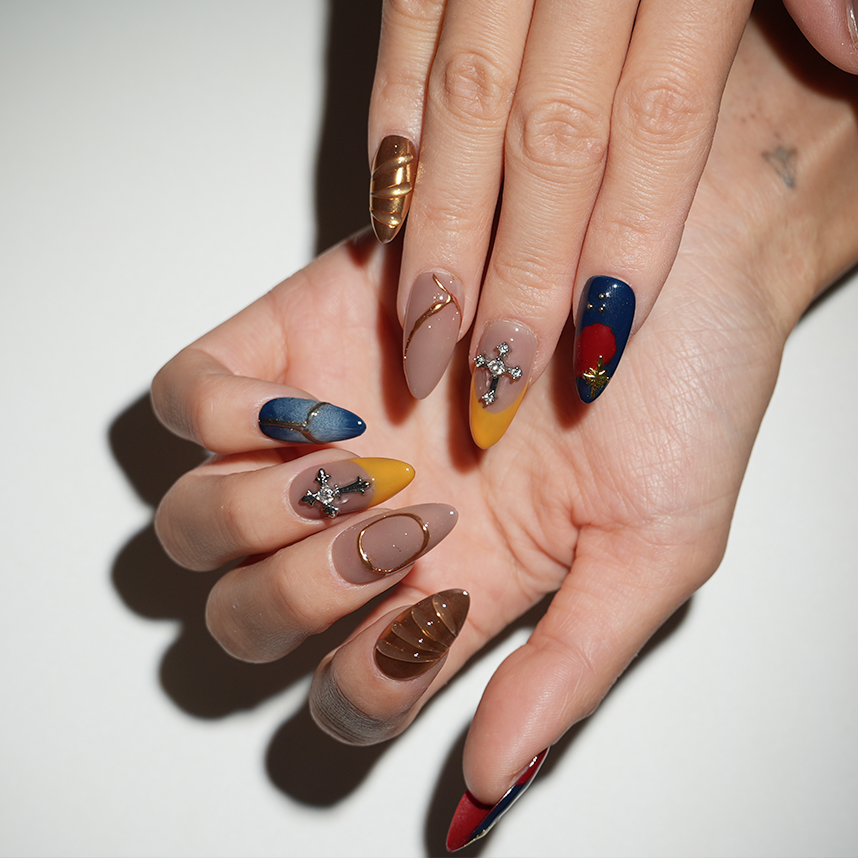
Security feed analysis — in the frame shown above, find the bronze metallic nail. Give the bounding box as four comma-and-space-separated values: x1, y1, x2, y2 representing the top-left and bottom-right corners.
375, 589, 470, 680
370, 135, 415, 243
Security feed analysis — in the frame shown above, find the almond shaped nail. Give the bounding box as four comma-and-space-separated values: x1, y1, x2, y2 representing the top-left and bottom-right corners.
573, 276, 635, 403
469, 321, 537, 449
375, 589, 470, 680
291, 457, 415, 520
446, 748, 549, 851
370, 135, 415, 243
258, 398, 366, 444
332, 503, 458, 585
403, 272, 463, 399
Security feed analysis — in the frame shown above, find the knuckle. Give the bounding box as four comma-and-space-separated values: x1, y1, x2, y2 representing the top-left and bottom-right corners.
373, 68, 426, 112
431, 49, 514, 124
273, 571, 324, 636
490, 251, 560, 309
188, 373, 221, 451
593, 203, 671, 267
508, 96, 608, 176
619, 73, 710, 146
218, 479, 258, 556
385, 0, 444, 22
310, 661, 393, 747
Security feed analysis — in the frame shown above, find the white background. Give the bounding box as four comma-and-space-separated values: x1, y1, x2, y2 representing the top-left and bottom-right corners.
1, 3, 856, 857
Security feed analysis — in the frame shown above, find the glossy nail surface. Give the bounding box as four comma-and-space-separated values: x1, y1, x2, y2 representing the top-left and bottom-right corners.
291, 458, 415, 520
332, 503, 457, 585
403, 272, 463, 399
574, 276, 635, 403
446, 748, 549, 852
469, 321, 537, 449
370, 135, 415, 243
258, 398, 366, 444
375, 589, 470, 680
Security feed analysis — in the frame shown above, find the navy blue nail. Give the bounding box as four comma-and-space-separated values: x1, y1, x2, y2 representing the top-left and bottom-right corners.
573, 276, 635, 403
258, 398, 366, 443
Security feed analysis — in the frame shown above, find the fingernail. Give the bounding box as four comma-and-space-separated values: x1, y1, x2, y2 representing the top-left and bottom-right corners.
469, 321, 536, 449
573, 276, 636, 404
258, 398, 366, 444
370, 135, 416, 243
403, 272, 464, 399
446, 748, 549, 852
332, 503, 458, 585
848, 0, 858, 52
291, 458, 415, 519
375, 589, 470, 680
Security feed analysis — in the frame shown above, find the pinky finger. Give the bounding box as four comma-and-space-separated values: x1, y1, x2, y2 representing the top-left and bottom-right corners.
152, 347, 366, 454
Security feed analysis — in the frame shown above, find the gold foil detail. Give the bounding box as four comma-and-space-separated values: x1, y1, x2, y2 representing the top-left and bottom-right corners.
581, 357, 610, 398
357, 512, 430, 576
370, 136, 416, 243
258, 401, 328, 444
403, 274, 462, 359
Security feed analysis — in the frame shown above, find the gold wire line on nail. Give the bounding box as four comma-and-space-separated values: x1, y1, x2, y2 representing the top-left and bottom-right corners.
257, 401, 328, 444
357, 512, 430, 576
370, 138, 415, 237
403, 274, 462, 360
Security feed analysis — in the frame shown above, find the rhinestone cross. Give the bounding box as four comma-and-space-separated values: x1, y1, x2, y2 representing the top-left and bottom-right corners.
474, 342, 522, 407
301, 468, 371, 518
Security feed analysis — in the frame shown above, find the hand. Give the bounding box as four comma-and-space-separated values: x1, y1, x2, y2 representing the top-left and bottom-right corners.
152, 9, 858, 849
368, 0, 858, 446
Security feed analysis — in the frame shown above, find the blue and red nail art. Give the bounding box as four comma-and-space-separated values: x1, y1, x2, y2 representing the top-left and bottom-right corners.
574, 276, 635, 403
446, 749, 549, 852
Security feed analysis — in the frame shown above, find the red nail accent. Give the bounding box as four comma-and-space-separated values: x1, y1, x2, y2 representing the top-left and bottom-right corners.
446, 748, 548, 852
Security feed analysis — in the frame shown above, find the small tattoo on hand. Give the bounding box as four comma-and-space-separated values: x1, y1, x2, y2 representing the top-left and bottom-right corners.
762, 146, 797, 189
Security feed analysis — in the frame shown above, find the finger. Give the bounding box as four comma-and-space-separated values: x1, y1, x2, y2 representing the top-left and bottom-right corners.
155, 448, 415, 571
152, 346, 366, 454
459, 526, 726, 810
205, 503, 458, 662
782, 0, 858, 74
572, 0, 752, 404
397, 0, 536, 399
310, 588, 470, 746
466, 0, 638, 448
368, 0, 446, 242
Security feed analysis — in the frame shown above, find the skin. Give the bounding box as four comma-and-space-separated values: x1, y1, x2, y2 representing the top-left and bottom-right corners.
370, 0, 858, 436
153, 10, 858, 811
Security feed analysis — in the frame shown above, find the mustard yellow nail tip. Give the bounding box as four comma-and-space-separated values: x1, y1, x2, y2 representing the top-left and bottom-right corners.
348, 457, 415, 504
469, 377, 527, 449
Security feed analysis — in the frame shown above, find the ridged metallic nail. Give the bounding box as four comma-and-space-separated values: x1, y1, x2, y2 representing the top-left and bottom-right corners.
370, 135, 415, 243
375, 589, 470, 680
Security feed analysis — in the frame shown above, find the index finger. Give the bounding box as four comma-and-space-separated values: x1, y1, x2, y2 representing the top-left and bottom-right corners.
151, 289, 367, 454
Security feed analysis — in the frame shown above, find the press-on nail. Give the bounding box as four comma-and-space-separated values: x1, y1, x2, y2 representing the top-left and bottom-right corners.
258, 398, 366, 443
291, 458, 415, 519
332, 503, 458, 585
469, 321, 537, 449
403, 272, 463, 399
446, 749, 549, 852
375, 589, 470, 680
370, 135, 416, 243
573, 276, 635, 404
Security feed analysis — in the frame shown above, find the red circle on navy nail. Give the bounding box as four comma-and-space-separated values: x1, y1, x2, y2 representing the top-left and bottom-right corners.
575, 322, 616, 376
